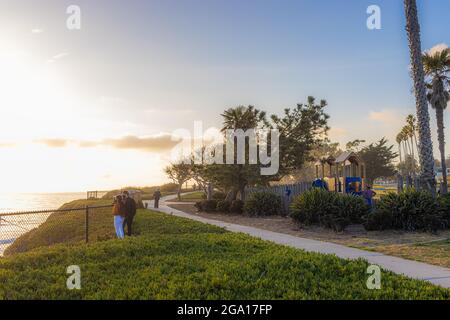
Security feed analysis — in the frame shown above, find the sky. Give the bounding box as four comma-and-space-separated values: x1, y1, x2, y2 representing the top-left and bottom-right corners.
0, 0, 449, 192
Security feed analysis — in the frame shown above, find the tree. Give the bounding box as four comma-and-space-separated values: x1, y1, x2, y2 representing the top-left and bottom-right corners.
271, 96, 329, 176
220, 105, 270, 201
404, 0, 436, 193
396, 133, 403, 172
346, 139, 366, 153
164, 163, 191, 200
191, 97, 329, 201
221, 105, 269, 132
423, 47, 450, 193
277, 140, 341, 183
359, 138, 398, 185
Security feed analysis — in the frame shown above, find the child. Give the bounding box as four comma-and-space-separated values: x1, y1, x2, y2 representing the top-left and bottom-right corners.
362, 186, 376, 207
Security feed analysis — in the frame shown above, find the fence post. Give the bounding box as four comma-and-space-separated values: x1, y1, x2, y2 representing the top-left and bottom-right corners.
85, 205, 89, 243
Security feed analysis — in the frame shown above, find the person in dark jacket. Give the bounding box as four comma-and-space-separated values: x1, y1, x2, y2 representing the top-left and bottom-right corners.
153, 189, 161, 208
122, 191, 137, 236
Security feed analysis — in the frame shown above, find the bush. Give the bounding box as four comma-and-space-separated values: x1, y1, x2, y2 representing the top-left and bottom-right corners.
438, 193, 450, 227
194, 200, 218, 213
290, 189, 368, 231
229, 200, 244, 214
244, 192, 282, 216
365, 189, 447, 232
363, 210, 394, 231
159, 183, 179, 193
216, 200, 231, 212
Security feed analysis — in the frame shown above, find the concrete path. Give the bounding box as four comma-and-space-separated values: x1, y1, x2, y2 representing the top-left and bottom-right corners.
144, 195, 450, 288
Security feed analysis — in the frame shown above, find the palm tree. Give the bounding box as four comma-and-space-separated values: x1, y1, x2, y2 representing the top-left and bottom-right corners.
221, 106, 268, 131
220, 106, 268, 201
406, 114, 419, 154
423, 47, 450, 194
396, 133, 403, 170
404, 0, 436, 194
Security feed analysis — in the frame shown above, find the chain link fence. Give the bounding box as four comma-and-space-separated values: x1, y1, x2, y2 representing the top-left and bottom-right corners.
0, 204, 113, 256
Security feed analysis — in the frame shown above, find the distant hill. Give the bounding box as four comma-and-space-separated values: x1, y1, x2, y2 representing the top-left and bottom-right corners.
101, 183, 183, 200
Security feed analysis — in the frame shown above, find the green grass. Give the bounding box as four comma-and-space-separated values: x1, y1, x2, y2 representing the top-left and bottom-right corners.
175, 191, 205, 202
0, 201, 449, 299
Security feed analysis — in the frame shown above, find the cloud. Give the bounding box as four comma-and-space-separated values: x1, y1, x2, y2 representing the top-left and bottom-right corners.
0, 142, 15, 148
35, 139, 69, 148
35, 134, 182, 152
368, 109, 397, 124
100, 134, 181, 152
426, 43, 449, 55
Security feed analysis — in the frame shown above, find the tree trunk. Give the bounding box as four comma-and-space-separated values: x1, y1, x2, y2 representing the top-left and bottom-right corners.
404, 0, 436, 194
177, 184, 182, 200
398, 143, 402, 175
238, 184, 246, 202
435, 107, 448, 194
410, 137, 416, 177
224, 188, 237, 202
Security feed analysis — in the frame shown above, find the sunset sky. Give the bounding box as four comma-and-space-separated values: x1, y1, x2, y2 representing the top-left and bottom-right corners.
1, 0, 450, 192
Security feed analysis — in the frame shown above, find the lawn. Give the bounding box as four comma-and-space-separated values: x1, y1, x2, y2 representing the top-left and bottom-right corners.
358, 239, 450, 268
0, 200, 449, 299
171, 191, 206, 202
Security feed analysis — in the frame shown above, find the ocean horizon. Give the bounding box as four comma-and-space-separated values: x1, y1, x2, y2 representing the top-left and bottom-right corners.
0, 191, 94, 256
0, 192, 88, 212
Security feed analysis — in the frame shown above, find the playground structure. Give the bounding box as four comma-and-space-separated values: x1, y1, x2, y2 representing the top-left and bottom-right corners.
314, 151, 366, 195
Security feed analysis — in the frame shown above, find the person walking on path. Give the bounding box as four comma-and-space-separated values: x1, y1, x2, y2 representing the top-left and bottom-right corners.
362, 186, 376, 208
153, 189, 162, 208
112, 195, 126, 239
122, 190, 137, 236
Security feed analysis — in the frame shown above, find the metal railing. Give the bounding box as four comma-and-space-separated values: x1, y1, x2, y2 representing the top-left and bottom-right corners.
0, 205, 113, 256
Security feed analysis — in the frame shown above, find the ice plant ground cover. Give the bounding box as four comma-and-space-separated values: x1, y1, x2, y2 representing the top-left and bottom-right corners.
0, 200, 448, 299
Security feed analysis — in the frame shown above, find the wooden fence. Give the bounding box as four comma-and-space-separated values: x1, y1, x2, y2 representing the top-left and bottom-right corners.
245, 182, 312, 214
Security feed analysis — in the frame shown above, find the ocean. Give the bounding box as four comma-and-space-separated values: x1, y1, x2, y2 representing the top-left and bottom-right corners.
0, 192, 87, 256
0, 192, 87, 212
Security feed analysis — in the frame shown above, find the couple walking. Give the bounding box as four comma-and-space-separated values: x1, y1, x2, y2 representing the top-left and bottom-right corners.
112, 190, 137, 239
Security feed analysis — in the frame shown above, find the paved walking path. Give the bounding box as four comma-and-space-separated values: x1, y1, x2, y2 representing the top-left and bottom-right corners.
144, 195, 450, 288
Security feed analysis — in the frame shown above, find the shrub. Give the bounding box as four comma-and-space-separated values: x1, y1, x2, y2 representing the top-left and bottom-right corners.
365, 189, 447, 232
229, 200, 244, 214
159, 183, 179, 192
290, 189, 368, 231
338, 193, 369, 224
194, 201, 203, 211
216, 200, 231, 212
244, 192, 282, 216
194, 200, 218, 213
363, 210, 394, 231
437, 194, 450, 227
